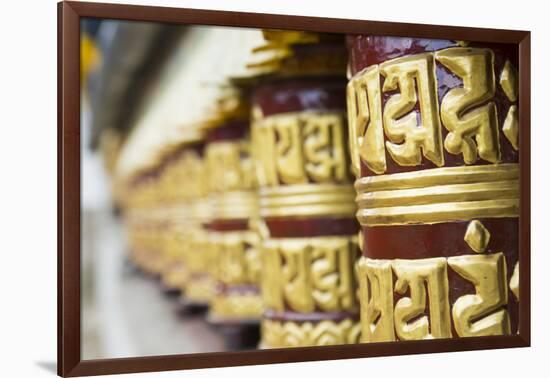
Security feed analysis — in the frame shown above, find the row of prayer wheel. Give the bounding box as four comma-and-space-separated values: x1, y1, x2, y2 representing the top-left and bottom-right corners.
119, 30, 520, 349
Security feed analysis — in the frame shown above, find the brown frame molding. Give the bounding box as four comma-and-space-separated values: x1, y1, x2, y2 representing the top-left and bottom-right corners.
58, 1, 531, 376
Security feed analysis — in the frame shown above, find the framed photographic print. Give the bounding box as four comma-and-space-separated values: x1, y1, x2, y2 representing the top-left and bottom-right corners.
58, 1, 531, 376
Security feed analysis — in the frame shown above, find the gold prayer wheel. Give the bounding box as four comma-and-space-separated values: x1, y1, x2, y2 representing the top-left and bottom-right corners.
346, 36, 520, 341
203, 90, 263, 349
249, 31, 362, 348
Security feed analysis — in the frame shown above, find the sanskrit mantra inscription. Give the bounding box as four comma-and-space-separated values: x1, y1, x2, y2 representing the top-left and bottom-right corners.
206, 140, 256, 193
357, 252, 516, 341
252, 111, 351, 186
212, 230, 261, 286
262, 236, 359, 313
347, 47, 519, 174
262, 319, 361, 347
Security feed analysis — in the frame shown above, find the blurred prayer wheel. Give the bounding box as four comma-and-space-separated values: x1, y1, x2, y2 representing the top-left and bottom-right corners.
346, 36, 520, 341
249, 31, 362, 348
204, 91, 263, 349
179, 141, 216, 313
124, 170, 165, 277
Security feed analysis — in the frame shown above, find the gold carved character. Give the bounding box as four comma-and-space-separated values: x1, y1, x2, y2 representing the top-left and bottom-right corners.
392, 258, 452, 340
448, 252, 511, 337
436, 48, 501, 164
346, 65, 386, 175
380, 53, 444, 167
253, 111, 349, 185
357, 258, 396, 342
303, 113, 347, 183
311, 239, 357, 312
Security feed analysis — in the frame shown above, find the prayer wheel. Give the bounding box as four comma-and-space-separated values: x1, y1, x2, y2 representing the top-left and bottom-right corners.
250, 31, 362, 348
346, 36, 520, 341
204, 92, 263, 349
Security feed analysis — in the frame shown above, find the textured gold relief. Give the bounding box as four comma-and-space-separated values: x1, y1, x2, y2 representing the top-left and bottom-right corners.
357, 258, 395, 342
347, 48, 520, 173
355, 164, 519, 226
380, 53, 444, 167
448, 253, 511, 337
303, 113, 347, 183
262, 244, 285, 311
392, 258, 451, 340
216, 231, 261, 285
510, 262, 519, 301
358, 254, 513, 341
274, 116, 307, 184
262, 236, 359, 314
355, 163, 518, 192
311, 239, 358, 311
210, 292, 263, 319
464, 220, 491, 253
262, 319, 361, 348
500, 60, 519, 103
253, 111, 350, 186
213, 190, 258, 221
503, 105, 519, 151
281, 241, 315, 312
436, 48, 500, 164
347, 65, 386, 175
259, 183, 356, 218
206, 140, 256, 193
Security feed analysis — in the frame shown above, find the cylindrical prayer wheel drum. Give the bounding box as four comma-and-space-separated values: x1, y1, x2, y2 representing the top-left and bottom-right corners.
125, 170, 166, 277
156, 151, 197, 296
179, 141, 216, 313
250, 31, 362, 348
204, 94, 263, 349
346, 36, 520, 341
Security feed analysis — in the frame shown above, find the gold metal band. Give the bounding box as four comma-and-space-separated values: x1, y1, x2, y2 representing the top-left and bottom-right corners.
214, 190, 258, 220
261, 319, 360, 348
356, 164, 519, 226
209, 292, 263, 320
259, 183, 356, 218
191, 198, 212, 223
185, 275, 216, 304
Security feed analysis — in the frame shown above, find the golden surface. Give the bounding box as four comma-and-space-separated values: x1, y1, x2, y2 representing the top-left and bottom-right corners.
261, 318, 360, 348
500, 60, 520, 151
503, 105, 519, 151
252, 109, 355, 218
510, 262, 520, 301
380, 53, 444, 167
448, 253, 511, 337
392, 258, 451, 340
259, 183, 356, 218
262, 236, 360, 313
355, 164, 519, 226
358, 252, 513, 341
209, 292, 263, 320
252, 110, 351, 187
246, 30, 346, 77
185, 274, 216, 305
347, 47, 519, 175
212, 190, 259, 220
347, 65, 386, 175
500, 60, 519, 103
464, 220, 491, 253
357, 258, 396, 342
206, 140, 257, 194
211, 230, 261, 286
436, 48, 500, 164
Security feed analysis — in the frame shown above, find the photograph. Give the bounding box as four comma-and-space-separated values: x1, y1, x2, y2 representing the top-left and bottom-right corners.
79, 16, 523, 360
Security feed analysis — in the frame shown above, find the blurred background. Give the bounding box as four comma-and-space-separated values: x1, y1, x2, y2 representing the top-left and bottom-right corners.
80, 19, 264, 360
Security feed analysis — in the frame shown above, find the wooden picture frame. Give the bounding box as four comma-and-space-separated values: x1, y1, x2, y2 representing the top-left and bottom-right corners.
58, 1, 531, 376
